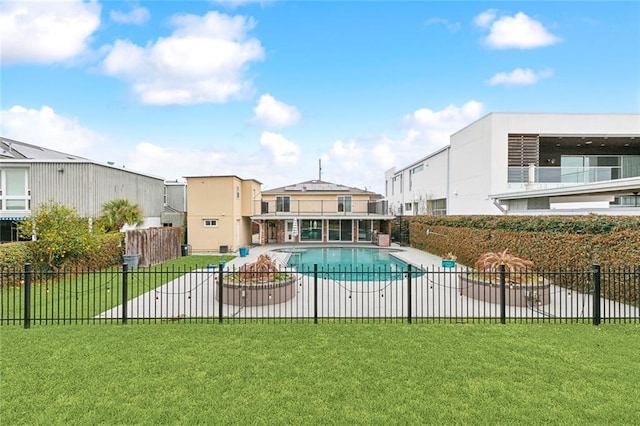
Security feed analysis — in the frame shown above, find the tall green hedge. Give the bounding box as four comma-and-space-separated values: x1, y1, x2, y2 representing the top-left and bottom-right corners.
0, 232, 124, 273
409, 215, 640, 269
408, 216, 640, 305
412, 214, 640, 235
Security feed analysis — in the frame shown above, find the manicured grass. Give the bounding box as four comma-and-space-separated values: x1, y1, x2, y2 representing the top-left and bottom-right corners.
2, 324, 639, 425
1, 255, 234, 322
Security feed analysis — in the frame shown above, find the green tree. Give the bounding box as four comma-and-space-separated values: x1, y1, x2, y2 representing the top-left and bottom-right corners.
98, 199, 145, 232
17, 202, 100, 270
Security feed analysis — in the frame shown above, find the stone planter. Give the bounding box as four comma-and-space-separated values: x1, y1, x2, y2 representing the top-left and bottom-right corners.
458, 273, 550, 307
215, 276, 297, 307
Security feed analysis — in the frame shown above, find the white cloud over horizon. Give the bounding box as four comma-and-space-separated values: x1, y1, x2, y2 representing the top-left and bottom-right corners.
474, 10, 561, 49
318, 101, 485, 192
250, 94, 301, 128
487, 67, 553, 86
0, 0, 101, 64
259, 131, 301, 166
1, 101, 485, 194
0, 105, 111, 157
110, 6, 150, 25
101, 10, 265, 105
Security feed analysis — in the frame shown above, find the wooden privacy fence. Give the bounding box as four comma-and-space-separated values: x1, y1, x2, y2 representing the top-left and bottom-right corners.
125, 227, 181, 267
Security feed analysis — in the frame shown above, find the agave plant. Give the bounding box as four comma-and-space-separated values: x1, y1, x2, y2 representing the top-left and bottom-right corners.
473, 249, 535, 285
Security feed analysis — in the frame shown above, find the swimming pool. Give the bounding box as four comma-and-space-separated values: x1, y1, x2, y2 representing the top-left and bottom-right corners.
278, 247, 417, 281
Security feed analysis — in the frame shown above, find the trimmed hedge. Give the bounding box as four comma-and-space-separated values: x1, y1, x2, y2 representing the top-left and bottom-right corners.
409, 216, 640, 306
413, 214, 640, 235
0, 242, 32, 271
0, 232, 124, 274
411, 222, 640, 270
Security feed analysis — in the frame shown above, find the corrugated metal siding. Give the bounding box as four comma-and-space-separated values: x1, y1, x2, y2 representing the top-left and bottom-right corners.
29, 163, 164, 217
166, 185, 186, 212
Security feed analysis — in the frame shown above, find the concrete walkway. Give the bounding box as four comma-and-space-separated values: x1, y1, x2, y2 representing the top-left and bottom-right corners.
98, 244, 639, 321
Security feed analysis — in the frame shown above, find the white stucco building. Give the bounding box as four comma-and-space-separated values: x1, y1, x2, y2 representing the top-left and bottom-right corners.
385, 113, 640, 215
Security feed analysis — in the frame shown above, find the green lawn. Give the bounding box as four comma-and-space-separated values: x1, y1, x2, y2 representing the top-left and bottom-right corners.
2, 324, 639, 425
1, 255, 234, 323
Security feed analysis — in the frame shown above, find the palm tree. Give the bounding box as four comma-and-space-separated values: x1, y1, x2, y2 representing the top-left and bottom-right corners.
99, 199, 144, 232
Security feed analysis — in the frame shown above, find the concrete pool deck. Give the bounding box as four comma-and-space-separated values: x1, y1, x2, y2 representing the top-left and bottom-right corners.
97, 244, 639, 321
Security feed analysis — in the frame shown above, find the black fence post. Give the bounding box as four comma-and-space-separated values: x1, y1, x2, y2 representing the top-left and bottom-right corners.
593, 264, 601, 326
24, 263, 32, 329
218, 263, 224, 323
407, 264, 412, 324
313, 264, 318, 324
122, 263, 128, 325
500, 264, 506, 324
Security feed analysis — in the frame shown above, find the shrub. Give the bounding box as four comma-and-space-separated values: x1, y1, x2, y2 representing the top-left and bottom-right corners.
16, 202, 101, 271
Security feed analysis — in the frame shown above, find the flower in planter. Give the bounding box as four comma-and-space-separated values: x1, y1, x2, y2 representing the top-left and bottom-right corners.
234, 254, 291, 284
473, 249, 535, 285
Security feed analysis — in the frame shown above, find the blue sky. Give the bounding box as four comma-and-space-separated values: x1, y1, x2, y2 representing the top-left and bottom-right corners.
1, 0, 639, 193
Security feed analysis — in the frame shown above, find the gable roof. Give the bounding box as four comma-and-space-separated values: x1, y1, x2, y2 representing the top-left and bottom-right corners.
0, 137, 89, 161
262, 179, 379, 196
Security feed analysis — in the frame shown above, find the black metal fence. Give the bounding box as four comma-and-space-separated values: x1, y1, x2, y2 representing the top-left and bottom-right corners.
1, 263, 638, 327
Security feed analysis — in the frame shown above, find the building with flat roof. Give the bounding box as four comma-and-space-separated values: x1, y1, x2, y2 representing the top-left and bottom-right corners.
385, 113, 640, 215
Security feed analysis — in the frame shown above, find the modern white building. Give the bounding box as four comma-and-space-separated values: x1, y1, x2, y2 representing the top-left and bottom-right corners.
385, 113, 640, 215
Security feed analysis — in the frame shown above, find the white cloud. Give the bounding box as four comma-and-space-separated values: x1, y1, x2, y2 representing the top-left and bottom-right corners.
101, 11, 265, 105
212, 0, 274, 9
474, 10, 561, 49
473, 9, 497, 28
0, 105, 111, 156
251, 94, 301, 128
402, 100, 484, 149
0, 0, 101, 64
259, 131, 300, 166
110, 6, 150, 25
424, 17, 461, 33
314, 101, 485, 193
487, 67, 553, 86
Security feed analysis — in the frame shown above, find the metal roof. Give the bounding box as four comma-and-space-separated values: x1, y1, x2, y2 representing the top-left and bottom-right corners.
263, 179, 376, 195
0, 137, 89, 161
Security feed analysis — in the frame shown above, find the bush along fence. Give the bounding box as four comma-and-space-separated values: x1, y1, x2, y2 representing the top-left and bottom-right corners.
1, 263, 639, 327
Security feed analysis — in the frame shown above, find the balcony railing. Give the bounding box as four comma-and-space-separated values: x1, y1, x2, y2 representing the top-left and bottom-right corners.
254, 199, 389, 216
508, 165, 635, 190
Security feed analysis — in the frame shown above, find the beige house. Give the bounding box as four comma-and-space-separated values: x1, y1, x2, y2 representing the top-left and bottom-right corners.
185, 175, 262, 253
251, 180, 394, 246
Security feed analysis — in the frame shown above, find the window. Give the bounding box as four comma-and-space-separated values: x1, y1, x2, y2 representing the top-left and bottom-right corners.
236, 186, 240, 199
412, 164, 424, 174
163, 186, 168, 206
328, 219, 353, 241
276, 196, 290, 212
337, 196, 352, 213
427, 199, 447, 216
300, 219, 322, 241
203, 219, 218, 227
358, 219, 372, 241
1, 168, 29, 211
405, 203, 412, 211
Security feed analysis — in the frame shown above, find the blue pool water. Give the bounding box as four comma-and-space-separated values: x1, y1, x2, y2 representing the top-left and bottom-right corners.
279, 247, 416, 281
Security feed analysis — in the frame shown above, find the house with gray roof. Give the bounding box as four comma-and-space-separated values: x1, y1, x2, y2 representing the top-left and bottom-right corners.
251, 179, 393, 245
0, 137, 170, 242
